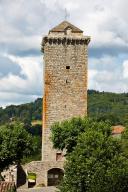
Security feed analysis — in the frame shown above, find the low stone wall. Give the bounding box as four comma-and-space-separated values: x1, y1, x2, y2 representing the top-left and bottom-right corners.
17, 186, 56, 192
19, 161, 64, 188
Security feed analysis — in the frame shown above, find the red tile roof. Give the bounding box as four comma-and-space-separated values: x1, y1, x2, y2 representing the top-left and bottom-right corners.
0, 182, 15, 192
112, 125, 125, 134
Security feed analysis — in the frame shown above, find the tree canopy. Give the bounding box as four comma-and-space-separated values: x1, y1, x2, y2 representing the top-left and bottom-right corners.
51, 117, 112, 153
0, 98, 42, 125
0, 122, 35, 171
88, 90, 128, 126
51, 117, 128, 192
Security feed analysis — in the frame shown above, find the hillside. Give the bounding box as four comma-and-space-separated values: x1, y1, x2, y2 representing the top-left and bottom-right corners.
0, 98, 42, 125
0, 90, 128, 126
88, 90, 128, 125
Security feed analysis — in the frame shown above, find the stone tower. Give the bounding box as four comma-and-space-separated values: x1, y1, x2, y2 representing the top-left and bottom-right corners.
21, 21, 90, 188
41, 20, 90, 185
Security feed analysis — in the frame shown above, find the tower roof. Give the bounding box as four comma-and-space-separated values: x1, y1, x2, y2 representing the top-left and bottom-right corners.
49, 21, 83, 33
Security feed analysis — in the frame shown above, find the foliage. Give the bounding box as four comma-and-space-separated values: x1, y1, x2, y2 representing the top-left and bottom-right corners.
0, 122, 35, 171
21, 121, 42, 163
0, 90, 128, 127
21, 135, 41, 164
88, 90, 128, 126
51, 117, 112, 153
0, 98, 42, 125
27, 172, 36, 180
27, 123, 42, 136
51, 117, 128, 192
0, 89, 127, 164
121, 126, 128, 158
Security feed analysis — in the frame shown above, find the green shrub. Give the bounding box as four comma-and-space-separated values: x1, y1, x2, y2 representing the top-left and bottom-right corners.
27, 172, 36, 180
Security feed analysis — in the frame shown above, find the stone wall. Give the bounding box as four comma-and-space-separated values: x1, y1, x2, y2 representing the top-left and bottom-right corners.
23, 161, 64, 187
42, 35, 89, 162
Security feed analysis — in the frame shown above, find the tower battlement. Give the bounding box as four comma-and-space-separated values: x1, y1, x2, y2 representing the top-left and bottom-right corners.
41, 21, 90, 52
41, 36, 90, 53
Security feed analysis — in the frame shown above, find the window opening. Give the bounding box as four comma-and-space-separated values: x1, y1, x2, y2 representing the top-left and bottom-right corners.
56, 153, 62, 161
66, 66, 70, 69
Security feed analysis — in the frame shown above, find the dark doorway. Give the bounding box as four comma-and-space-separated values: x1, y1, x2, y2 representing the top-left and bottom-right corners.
48, 168, 64, 186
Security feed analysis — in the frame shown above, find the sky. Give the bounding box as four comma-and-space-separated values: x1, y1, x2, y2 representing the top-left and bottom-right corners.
0, 0, 128, 107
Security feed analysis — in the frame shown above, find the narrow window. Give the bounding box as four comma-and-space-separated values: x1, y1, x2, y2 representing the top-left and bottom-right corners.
66, 66, 70, 69
56, 153, 62, 161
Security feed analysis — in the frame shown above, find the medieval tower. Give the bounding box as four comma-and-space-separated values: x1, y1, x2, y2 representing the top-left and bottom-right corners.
41, 21, 90, 186
21, 21, 90, 188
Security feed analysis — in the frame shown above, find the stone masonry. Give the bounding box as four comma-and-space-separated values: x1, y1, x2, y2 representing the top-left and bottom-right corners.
42, 21, 90, 162
23, 161, 64, 188
20, 21, 90, 189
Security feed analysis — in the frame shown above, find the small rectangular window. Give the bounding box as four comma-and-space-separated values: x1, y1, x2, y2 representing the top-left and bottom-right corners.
56, 153, 62, 161
66, 66, 70, 69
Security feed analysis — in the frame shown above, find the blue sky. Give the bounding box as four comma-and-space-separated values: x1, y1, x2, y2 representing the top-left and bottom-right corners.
0, 0, 128, 106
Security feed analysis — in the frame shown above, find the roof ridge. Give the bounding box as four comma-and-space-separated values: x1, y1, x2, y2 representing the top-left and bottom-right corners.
49, 20, 83, 33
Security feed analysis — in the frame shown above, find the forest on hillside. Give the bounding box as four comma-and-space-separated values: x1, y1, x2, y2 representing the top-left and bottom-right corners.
88, 90, 128, 126
0, 90, 128, 126
0, 98, 42, 125
0, 90, 127, 163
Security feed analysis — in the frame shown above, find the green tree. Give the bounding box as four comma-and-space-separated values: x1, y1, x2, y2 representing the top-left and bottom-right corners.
51, 117, 128, 192
51, 117, 111, 153
121, 125, 128, 158
0, 122, 34, 172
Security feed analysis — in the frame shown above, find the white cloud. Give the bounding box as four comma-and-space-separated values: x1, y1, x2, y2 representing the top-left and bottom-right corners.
123, 60, 128, 79
88, 56, 128, 93
88, 69, 98, 89
0, 92, 38, 108
0, 54, 43, 96
0, 0, 128, 106
89, 55, 119, 70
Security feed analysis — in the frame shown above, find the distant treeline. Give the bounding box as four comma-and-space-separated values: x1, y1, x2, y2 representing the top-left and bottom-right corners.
0, 98, 42, 125
0, 90, 128, 126
88, 90, 128, 126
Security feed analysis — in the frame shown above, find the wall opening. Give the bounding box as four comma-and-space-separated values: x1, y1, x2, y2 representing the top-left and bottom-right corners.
56, 153, 62, 161
48, 168, 64, 186
66, 66, 70, 69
